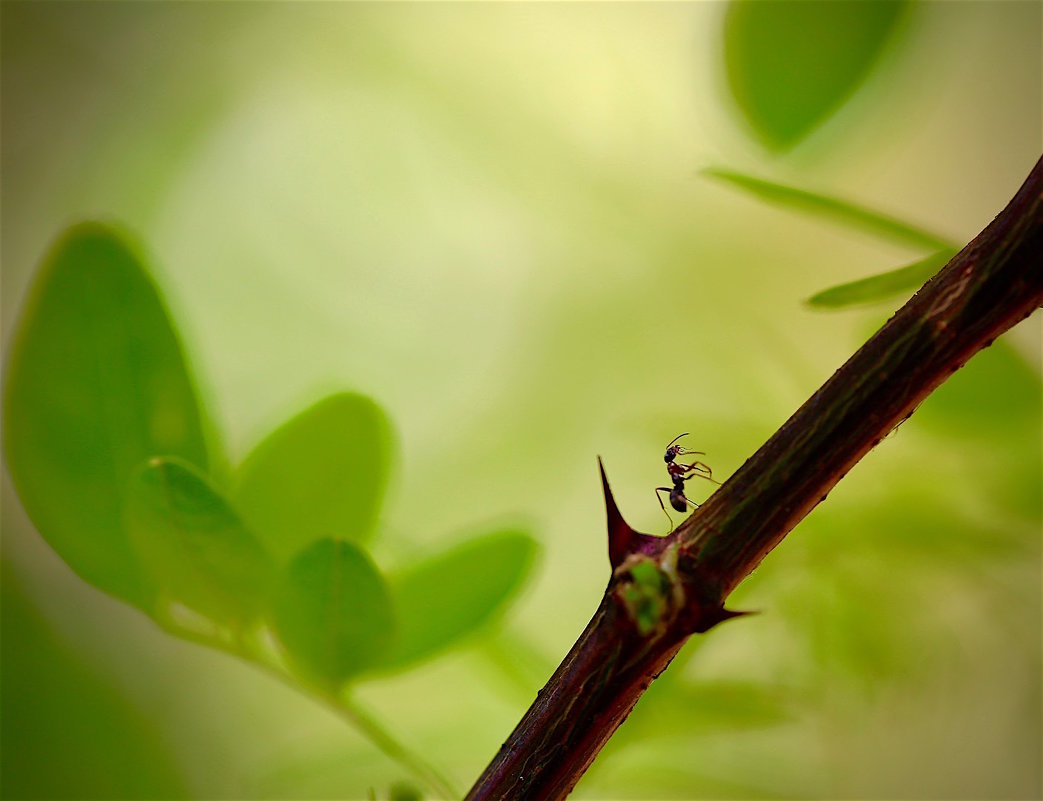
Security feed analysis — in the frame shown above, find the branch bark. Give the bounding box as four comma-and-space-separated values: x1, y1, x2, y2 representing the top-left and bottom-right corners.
465, 156, 1043, 801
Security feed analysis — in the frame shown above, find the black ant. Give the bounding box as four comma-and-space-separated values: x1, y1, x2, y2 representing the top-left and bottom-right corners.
655, 432, 718, 528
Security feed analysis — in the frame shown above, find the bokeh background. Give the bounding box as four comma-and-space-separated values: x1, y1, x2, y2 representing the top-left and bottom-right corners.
2, 2, 1040, 799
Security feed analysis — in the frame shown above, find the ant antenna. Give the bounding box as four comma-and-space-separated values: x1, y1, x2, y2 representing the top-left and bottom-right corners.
666, 432, 690, 449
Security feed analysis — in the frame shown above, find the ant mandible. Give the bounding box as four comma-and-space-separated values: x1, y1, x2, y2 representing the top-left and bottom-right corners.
655, 432, 719, 528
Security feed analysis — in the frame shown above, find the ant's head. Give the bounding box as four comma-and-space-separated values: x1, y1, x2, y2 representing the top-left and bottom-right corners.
664, 432, 689, 462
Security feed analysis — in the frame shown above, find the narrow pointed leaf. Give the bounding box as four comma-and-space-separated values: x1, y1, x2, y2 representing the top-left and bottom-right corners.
3, 222, 210, 609
270, 538, 394, 688
233, 393, 392, 562
723, 0, 908, 148
807, 250, 957, 309
376, 529, 538, 672
703, 167, 957, 252
124, 457, 275, 628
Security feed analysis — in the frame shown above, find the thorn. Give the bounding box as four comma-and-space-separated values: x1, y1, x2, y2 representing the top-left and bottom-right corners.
599, 457, 641, 569
691, 606, 758, 634
718, 607, 758, 623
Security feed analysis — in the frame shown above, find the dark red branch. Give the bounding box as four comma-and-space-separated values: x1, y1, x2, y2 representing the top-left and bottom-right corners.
465, 156, 1043, 801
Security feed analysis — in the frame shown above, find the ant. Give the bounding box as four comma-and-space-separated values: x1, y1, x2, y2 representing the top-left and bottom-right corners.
655, 433, 719, 528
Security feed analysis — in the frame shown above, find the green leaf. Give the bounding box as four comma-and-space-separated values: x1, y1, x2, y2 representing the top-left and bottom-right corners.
376, 529, 538, 671
124, 457, 275, 629
910, 339, 1041, 520
608, 677, 791, 749
389, 781, 424, 801
806, 250, 957, 309
916, 340, 1041, 438
3, 222, 210, 610
723, 0, 909, 149
233, 393, 392, 562
2, 562, 189, 800
703, 167, 957, 252
270, 538, 394, 688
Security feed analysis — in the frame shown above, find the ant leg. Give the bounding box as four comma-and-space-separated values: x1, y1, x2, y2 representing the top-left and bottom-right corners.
679, 461, 719, 484
685, 459, 712, 475
676, 457, 710, 473
675, 448, 705, 458
655, 488, 674, 530
686, 468, 720, 486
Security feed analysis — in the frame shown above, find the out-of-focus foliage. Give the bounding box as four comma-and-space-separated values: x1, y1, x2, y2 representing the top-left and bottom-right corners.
2, 1, 1039, 799
1, 562, 187, 800
3, 220, 538, 798
378, 530, 538, 672
724, 0, 909, 148
704, 168, 960, 308
702, 167, 956, 251
233, 393, 392, 560
806, 250, 956, 308
3, 222, 210, 610
389, 781, 424, 801
270, 538, 395, 688
125, 457, 274, 630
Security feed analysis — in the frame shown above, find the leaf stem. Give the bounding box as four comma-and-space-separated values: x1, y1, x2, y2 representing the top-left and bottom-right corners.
335, 693, 460, 801
159, 620, 459, 799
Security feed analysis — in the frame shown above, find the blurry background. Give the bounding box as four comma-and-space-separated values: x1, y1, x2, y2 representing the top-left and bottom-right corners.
2, 2, 1040, 799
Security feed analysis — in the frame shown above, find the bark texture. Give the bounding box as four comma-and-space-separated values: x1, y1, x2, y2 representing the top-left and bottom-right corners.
465, 156, 1043, 801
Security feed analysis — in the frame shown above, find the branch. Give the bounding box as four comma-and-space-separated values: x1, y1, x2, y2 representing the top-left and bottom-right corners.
465, 156, 1043, 801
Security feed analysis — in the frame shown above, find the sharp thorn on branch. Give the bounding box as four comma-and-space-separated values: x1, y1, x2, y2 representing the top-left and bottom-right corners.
599, 457, 659, 569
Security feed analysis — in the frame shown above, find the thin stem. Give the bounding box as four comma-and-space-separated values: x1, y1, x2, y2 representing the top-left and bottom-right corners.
159, 620, 458, 800
335, 694, 460, 801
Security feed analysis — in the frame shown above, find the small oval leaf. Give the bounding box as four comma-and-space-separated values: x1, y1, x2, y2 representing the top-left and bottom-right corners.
124, 457, 275, 628
3, 222, 210, 609
270, 538, 394, 688
723, 0, 908, 148
376, 529, 538, 672
807, 250, 956, 309
233, 393, 392, 562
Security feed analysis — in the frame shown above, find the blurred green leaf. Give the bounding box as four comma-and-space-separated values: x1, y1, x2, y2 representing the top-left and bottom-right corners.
1, 561, 188, 800
2, 222, 210, 610
270, 538, 394, 688
376, 529, 538, 671
800, 572, 925, 684
124, 457, 275, 629
389, 781, 424, 801
610, 678, 791, 749
233, 393, 392, 562
703, 167, 957, 251
914, 339, 1042, 520
807, 250, 957, 309
806, 498, 1032, 568
723, 0, 908, 149
915, 340, 1041, 438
